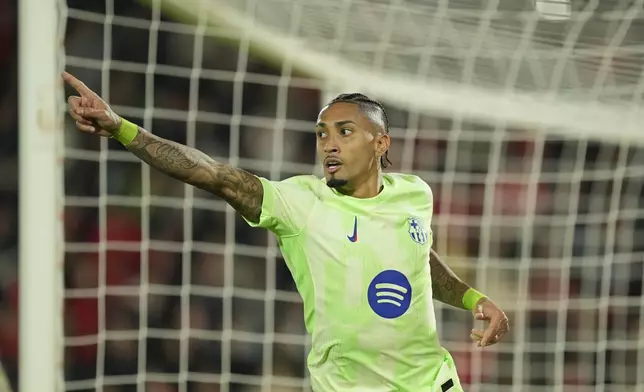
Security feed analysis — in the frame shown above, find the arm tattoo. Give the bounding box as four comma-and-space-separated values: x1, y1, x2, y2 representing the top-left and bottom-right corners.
126, 127, 263, 222
429, 249, 470, 309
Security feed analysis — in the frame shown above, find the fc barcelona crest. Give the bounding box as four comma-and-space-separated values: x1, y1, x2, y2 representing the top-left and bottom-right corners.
407, 217, 428, 245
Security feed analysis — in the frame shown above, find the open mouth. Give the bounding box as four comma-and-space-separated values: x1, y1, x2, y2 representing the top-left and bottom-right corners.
325, 158, 342, 174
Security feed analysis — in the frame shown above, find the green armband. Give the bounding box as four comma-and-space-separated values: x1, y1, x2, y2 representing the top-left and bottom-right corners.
112, 118, 139, 146
463, 288, 486, 311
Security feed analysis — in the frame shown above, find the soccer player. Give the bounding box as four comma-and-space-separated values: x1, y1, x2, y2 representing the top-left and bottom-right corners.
63, 72, 509, 392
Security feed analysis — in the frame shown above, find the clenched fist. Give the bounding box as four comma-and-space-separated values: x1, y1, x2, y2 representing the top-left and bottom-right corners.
63, 72, 122, 137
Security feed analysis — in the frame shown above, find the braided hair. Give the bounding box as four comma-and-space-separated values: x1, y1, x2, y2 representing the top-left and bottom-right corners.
327, 93, 392, 168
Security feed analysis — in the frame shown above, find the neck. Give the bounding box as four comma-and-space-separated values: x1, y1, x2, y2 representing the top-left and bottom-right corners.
339, 169, 383, 198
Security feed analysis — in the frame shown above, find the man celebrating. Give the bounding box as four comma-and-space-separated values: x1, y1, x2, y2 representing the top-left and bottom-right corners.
63, 72, 508, 392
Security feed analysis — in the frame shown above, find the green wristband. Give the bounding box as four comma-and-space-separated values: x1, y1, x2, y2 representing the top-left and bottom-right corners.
463, 288, 486, 311
112, 118, 139, 146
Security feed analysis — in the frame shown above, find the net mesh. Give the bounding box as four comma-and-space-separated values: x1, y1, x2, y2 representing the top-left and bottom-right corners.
60, 0, 644, 391
173, 0, 644, 141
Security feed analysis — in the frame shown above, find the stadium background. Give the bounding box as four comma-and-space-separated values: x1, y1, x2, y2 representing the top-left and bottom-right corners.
1, 0, 643, 391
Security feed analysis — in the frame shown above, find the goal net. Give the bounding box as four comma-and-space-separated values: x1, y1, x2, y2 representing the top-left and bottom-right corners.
57, 0, 644, 391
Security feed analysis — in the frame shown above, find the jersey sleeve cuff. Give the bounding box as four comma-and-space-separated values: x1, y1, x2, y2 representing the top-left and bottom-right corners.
242, 176, 275, 229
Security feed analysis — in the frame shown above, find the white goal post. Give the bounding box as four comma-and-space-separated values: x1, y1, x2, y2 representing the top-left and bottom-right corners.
18, 0, 65, 390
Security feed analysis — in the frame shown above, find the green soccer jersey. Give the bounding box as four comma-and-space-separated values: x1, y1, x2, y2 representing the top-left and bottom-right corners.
246, 173, 447, 391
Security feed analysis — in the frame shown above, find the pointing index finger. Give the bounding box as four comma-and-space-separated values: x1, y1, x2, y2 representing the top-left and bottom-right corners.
62, 72, 95, 97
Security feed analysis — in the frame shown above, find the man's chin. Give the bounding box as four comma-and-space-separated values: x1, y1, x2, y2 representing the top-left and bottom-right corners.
326, 177, 349, 189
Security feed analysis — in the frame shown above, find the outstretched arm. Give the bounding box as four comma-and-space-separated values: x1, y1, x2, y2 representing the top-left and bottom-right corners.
125, 129, 262, 222
62, 72, 263, 223
429, 249, 510, 347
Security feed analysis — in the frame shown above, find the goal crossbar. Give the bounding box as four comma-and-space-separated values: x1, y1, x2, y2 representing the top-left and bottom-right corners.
157, 0, 644, 144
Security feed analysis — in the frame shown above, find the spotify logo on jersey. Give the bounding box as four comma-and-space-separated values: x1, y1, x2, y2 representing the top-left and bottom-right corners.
367, 270, 412, 319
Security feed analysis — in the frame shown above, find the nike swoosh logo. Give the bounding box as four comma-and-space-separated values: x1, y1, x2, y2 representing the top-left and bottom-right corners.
347, 216, 358, 242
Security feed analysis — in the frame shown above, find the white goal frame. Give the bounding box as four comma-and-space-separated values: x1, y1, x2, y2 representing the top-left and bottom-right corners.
18, 0, 65, 390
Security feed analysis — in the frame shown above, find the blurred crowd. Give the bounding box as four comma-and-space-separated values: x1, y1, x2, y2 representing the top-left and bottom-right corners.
0, 1, 643, 391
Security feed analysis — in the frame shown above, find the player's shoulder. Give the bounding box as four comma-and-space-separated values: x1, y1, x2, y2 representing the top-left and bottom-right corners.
385, 173, 433, 201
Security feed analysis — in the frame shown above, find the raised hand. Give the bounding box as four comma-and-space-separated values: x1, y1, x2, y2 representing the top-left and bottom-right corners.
62, 72, 122, 137
470, 297, 509, 347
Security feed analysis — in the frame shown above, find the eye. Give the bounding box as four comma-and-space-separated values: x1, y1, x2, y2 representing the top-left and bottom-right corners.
340, 128, 353, 136
317, 131, 328, 139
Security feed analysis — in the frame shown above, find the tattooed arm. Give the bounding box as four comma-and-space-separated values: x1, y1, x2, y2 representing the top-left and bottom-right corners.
429, 248, 471, 309
429, 248, 510, 347
126, 129, 263, 222
62, 72, 263, 223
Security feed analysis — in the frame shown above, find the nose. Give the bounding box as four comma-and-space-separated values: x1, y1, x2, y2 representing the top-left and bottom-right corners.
323, 137, 340, 154
324, 145, 339, 154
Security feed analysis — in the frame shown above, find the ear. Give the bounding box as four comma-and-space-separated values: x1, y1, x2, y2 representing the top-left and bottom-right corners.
375, 134, 390, 159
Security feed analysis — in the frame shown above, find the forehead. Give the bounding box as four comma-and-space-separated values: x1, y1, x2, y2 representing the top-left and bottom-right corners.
317, 102, 367, 124
317, 102, 386, 133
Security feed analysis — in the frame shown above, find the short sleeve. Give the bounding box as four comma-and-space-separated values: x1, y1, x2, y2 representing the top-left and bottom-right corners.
403, 174, 434, 222
423, 181, 434, 223
424, 182, 434, 246
411, 175, 434, 246
243, 176, 315, 238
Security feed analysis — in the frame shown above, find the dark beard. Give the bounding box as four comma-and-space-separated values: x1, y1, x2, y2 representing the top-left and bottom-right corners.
326, 178, 348, 188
